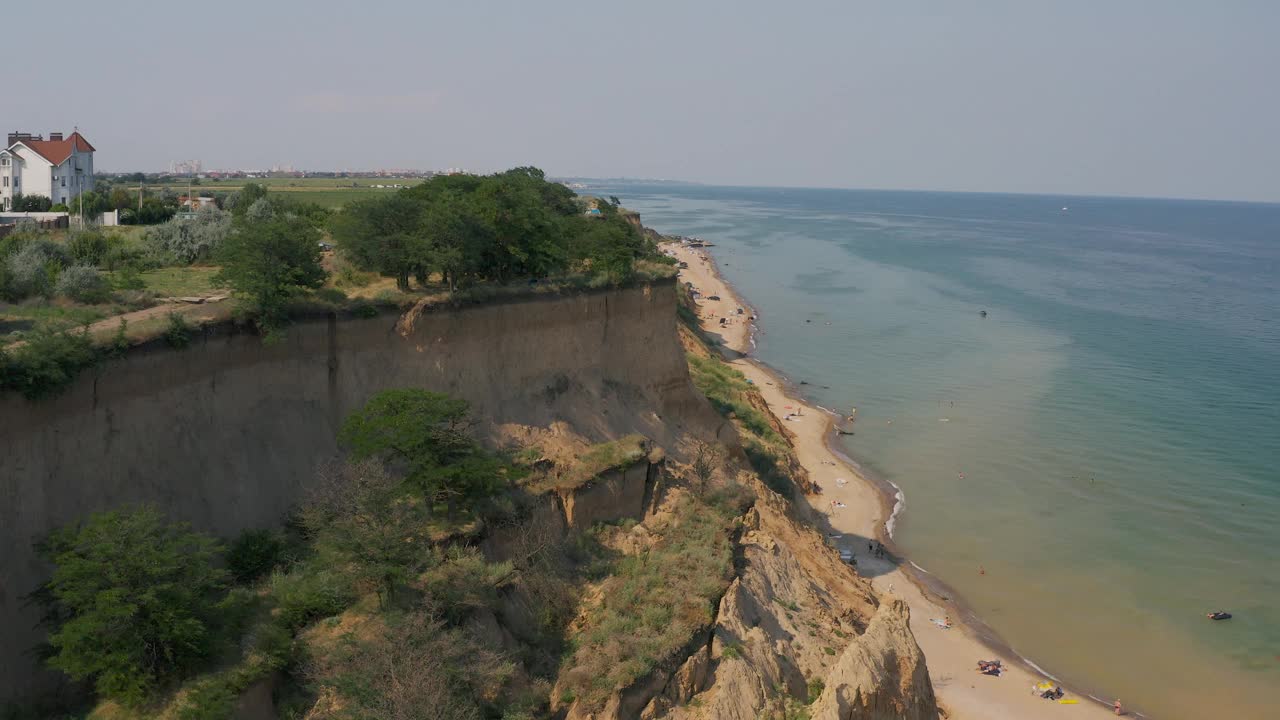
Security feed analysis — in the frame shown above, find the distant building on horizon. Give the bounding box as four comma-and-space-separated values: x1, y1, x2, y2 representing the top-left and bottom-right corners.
0, 130, 96, 210
170, 159, 202, 175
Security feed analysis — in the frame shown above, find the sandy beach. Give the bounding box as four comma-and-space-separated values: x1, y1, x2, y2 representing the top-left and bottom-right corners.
669, 243, 1122, 720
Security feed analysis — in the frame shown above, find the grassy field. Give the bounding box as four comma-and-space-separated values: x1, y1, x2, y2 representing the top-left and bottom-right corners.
127, 177, 425, 209
131, 266, 222, 296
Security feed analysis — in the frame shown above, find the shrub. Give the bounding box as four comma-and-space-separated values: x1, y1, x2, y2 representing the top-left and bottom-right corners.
350, 300, 380, 318
112, 262, 148, 290
807, 678, 825, 703
4, 238, 69, 300
314, 287, 347, 305
226, 528, 286, 584
307, 611, 514, 720
565, 496, 737, 708
0, 328, 98, 400
144, 207, 232, 264
269, 565, 355, 631
67, 229, 112, 266
54, 264, 112, 303
417, 547, 513, 623
35, 506, 227, 705
165, 311, 193, 348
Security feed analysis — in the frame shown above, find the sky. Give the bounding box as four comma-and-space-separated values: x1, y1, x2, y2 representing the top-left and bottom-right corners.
7, 1, 1279, 202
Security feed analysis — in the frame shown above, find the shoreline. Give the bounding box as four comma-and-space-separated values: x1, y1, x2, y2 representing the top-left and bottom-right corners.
668, 241, 1127, 720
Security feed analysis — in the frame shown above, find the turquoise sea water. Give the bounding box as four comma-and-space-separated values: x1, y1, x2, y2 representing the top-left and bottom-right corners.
591, 183, 1280, 720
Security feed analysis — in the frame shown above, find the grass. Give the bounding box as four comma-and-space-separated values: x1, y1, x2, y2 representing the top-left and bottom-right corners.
548, 435, 648, 492
565, 495, 737, 709
131, 266, 221, 296
686, 353, 782, 445
130, 177, 426, 209
0, 301, 115, 335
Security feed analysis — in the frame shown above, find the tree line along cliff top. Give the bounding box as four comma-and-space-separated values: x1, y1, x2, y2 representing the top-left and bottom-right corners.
0, 166, 675, 400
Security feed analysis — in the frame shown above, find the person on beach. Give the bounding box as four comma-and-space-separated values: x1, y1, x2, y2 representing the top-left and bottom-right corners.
1113, 699, 1123, 715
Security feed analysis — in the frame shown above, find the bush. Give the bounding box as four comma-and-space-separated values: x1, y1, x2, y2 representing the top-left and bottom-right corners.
144, 207, 232, 264
54, 264, 112, 303
35, 506, 227, 705
307, 611, 514, 720
269, 565, 355, 631
67, 229, 112, 266
566, 496, 737, 708
112, 263, 147, 290
314, 287, 347, 304
165, 311, 193, 348
4, 238, 69, 300
417, 547, 513, 623
226, 528, 286, 584
0, 328, 98, 400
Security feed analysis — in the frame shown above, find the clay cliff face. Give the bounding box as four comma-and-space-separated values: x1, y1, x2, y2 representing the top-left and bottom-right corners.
0, 279, 940, 719
0, 280, 728, 703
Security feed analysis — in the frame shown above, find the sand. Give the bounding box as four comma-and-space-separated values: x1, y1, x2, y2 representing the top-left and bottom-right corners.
669, 243, 1124, 720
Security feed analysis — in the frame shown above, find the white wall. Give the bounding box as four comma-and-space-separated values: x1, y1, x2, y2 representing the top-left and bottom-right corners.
0, 143, 94, 209
8, 145, 53, 201
0, 152, 13, 211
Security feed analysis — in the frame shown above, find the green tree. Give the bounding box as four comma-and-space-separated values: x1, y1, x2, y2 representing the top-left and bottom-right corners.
36, 507, 226, 705
302, 460, 435, 605
74, 190, 108, 218
339, 390, 505, 517
330, 193, 427, 290
214, 215, 327, 334
12, 194, 53, 212
233, 183, 268, 214
109, 186, 134, 210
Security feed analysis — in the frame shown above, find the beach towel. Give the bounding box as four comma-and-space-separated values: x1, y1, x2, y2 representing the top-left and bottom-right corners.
1058, 699, 1079, 705
930, 619, 952, 629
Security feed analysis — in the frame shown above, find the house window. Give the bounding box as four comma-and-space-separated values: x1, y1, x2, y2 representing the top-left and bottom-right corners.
0, 157, 8, 166
3, 177, 7, 187
61, 177, 66, 187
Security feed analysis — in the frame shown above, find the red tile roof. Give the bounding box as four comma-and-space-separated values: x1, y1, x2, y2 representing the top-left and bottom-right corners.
14, 132, 95, 165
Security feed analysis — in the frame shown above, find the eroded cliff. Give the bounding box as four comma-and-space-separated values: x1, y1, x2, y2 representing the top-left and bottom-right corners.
0, 279, 725, 701
1, 279, 939, 720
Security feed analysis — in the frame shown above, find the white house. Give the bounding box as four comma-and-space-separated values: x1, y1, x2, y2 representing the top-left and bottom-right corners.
0, 130, 96, 211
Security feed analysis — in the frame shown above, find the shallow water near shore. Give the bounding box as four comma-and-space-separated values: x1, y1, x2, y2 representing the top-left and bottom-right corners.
592, 182, 1280, 719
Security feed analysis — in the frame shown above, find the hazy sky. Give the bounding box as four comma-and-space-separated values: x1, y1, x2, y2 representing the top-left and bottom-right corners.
9, 1, 1279, 201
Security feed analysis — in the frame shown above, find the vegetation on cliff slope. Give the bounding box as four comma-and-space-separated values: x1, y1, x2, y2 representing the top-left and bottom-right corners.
561, 489, 749, 709
23, 388, 749, 720
681, 310, 808, 497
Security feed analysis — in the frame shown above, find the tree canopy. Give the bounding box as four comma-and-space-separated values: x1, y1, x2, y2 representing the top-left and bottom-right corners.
330, 167, 653, 290
35, 507, 226, 704
214, 212, 326, 334
339, 389, 507, 517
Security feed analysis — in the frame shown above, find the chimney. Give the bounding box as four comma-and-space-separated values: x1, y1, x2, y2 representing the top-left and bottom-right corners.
7, 131, 41, 146
49, 132, 63, 142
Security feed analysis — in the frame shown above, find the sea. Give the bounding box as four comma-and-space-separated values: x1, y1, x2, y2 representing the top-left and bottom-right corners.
585, 182, 1280, 720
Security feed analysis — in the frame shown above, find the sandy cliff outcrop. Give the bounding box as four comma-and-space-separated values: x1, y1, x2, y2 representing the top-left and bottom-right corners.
808, 598, 937, 720
557, 477, 938, 720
